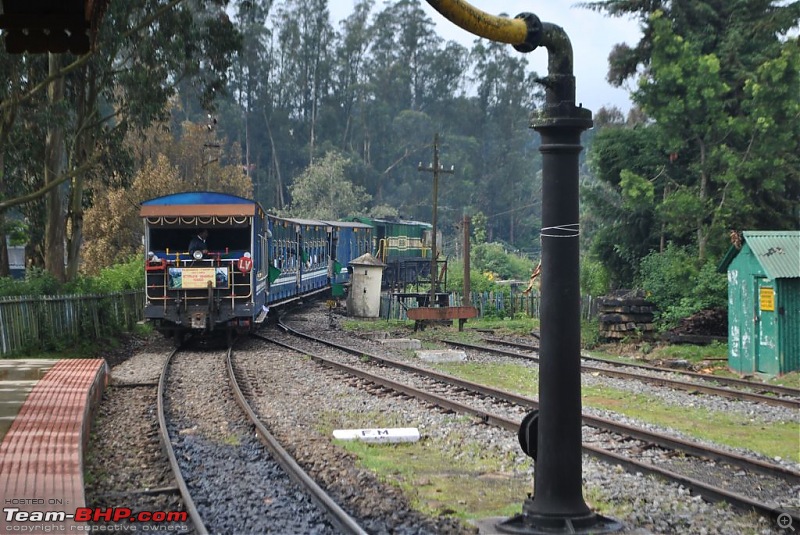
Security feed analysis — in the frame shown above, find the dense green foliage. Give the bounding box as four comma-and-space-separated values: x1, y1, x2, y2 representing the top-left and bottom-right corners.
0, 257, 143, 297
636, 244, 727, 325
582, 0, 800, 291
2, 0, 796, 330
471, 243, 533, 282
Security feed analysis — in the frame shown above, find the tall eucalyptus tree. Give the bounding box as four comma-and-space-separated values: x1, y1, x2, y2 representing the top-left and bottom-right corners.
470, 39, 543, 246
272, 0, 334, 163
330, 0, 373, 157
0, 0, 241, 280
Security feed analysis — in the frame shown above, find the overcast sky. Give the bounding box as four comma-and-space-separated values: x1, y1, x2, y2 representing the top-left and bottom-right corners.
328, 1, 643, 114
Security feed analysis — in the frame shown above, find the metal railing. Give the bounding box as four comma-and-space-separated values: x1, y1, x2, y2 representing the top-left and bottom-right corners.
0, 290, 144, 357
381, 292, 597, 321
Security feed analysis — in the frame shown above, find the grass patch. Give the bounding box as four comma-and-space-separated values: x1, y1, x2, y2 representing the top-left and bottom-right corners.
434, 362, 539, 396
582, 385, 799, 462
647, 341, 728, 362
335, 435, 530, 520
223, 434, 241, 446
466, 317, 540, 336
430, 362, 798, 462
341, 319, 413, 332
770, 372, 800, 389
318, 410, 532, 520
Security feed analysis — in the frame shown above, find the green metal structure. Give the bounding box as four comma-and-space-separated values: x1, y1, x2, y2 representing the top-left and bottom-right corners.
718, 231, 800, 376
349, 216, 433, 262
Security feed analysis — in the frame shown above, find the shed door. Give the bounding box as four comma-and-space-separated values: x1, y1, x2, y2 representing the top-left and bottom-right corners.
755, 280, 778, 375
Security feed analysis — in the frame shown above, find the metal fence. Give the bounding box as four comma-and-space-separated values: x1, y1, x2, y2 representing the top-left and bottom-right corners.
0, 290, 144, 357
381, 292, 598, 322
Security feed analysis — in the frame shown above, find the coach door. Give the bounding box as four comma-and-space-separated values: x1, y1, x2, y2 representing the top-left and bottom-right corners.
755, 279, 778, 376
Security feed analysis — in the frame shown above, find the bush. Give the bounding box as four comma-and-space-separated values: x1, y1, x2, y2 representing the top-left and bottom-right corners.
636, 244, 726, 326
471, 242, 534, 281
581, 257, 610, 297
0, 268, 62, 297
0, 257, 144, 297
446, 259, 501, 295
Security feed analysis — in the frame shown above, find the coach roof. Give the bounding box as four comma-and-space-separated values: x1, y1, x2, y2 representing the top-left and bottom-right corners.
140, 192, 262, 218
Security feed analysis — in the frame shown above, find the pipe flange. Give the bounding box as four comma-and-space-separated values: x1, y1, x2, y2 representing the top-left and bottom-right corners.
512, 12, 543, 53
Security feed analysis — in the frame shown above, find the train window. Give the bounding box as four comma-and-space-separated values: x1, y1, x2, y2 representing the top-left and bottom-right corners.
262, 235, 268, 274
258, 234, 266, 278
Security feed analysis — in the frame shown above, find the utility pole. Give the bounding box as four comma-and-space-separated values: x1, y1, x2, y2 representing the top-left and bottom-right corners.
204, 115, 219, 190
418, 133, 454, 306
463, 215, 471, 306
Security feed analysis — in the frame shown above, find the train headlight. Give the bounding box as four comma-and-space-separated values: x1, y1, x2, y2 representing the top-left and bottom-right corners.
192, 250, 204, 261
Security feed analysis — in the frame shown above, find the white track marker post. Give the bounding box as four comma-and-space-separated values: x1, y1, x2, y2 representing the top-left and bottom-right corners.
333, 428, 420, 443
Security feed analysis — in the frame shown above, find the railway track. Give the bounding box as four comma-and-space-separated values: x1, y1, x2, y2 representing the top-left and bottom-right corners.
273, 316, 799, 527
156, 342, 367, 534
484, 336, 800, 398
441, 338, 800, 410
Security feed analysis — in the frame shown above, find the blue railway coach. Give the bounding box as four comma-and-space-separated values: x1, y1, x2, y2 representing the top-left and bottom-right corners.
141, 192, 270, 343
267, 216, 331, 302
322, 220, 373, 285
141, 192, 428, 343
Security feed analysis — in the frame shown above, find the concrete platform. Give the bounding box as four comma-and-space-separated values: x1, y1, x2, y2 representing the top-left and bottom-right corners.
0, 359, 58, 442
0, 359, 108, 530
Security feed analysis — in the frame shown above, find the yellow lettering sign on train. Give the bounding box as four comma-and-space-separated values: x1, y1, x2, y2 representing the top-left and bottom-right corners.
168, 268, 216, 289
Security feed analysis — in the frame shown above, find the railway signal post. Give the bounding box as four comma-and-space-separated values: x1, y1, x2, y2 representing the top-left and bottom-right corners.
418, 133, 454, 306
425, 1, 622, 533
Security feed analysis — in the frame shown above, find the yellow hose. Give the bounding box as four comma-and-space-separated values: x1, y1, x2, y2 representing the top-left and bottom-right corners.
426, 0, 529, 45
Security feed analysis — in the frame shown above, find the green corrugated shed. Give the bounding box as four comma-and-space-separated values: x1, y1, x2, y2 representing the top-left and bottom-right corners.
717, 231, 800, 376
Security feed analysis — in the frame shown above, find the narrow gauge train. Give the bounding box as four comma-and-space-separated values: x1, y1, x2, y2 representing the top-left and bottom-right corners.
349, 216, 439, 289
141, 192, 373, 342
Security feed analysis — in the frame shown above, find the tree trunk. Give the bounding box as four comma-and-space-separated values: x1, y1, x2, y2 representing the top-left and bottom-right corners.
0, 215, 9, 278
263, 110, 285, 209
697, 140, 708, 261
44, 53, 66, 282
0, 148, 8, 277
66, 63, 97, 281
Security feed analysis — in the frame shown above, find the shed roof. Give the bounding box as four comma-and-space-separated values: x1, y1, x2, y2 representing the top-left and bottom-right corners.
718, 231, 800, 279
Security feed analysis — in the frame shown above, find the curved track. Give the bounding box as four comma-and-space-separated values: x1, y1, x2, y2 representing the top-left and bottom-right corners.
156, 341, 367, 534
225, 347, 368, 535
484, 336, 800, 398
272, 318, 799, 526
442, 338, 800, 409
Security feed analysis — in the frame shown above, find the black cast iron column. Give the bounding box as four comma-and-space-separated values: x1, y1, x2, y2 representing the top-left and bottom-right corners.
496, 15, 621, 535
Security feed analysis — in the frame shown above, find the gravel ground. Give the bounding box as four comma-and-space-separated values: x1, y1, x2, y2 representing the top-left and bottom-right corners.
81, 309, 797, 535
84, 336, 193, 532
271, 304, 797, 534
165, 347, 342, 534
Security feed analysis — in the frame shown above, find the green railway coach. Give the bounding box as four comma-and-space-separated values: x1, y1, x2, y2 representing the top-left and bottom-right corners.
349, 216, 438, 288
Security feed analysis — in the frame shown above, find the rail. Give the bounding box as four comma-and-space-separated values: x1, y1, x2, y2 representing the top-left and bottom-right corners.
381, 292, 597, 321
0, 290, 144, 357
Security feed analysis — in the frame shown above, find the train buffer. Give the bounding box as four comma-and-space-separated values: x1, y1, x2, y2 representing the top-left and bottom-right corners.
406, 306, 478, 332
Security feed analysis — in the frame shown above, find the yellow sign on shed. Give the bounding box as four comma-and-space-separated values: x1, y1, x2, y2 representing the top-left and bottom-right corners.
759, 287, 775, 312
